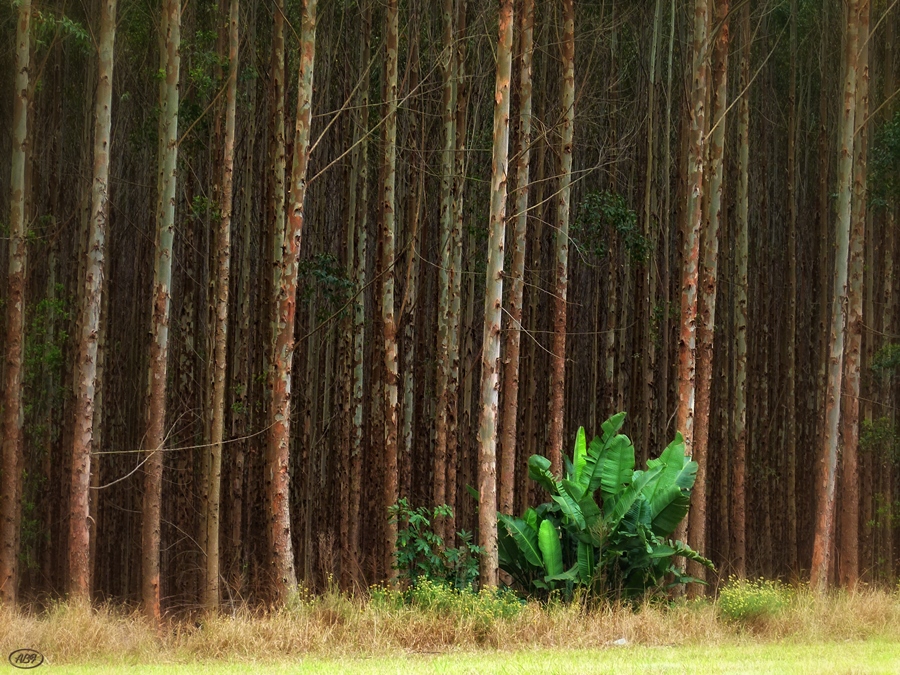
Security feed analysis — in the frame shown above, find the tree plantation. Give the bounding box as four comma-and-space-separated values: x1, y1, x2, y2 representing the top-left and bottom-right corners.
1, 0, 899, 621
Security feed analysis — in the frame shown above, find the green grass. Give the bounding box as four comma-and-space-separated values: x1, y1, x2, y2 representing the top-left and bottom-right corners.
31, 641, 900, 674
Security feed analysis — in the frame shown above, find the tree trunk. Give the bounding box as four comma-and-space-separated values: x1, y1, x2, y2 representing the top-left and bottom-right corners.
548, 0, 575, 477
784, 0, 799, 576
446, 0, 469, 542
381, 0, 400, 582
205, 0, 239, 611
689, 0, 728, 595
70, 0, 117, 603
348, 3, 371, 591
143, 0, 181, 625
478, 0, 514, 589
677, 0, 708, 465
499, 0, 534, 516
268, 0, 317, 604
811, 0, 859, 593
0, 0, 32, 608
838, 0, 869, 589
434, 0, 457, 523
731, 0, 750, 580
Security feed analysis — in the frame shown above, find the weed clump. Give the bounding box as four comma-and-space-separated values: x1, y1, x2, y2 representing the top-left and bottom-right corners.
717, 576, 791, 623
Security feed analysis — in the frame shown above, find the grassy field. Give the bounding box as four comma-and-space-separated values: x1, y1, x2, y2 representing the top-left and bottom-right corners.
18, 642, 900, 674
3, 584, 900, 673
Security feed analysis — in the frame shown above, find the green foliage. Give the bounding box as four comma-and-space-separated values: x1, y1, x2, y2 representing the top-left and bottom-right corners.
717, 577, 791, 622
860, 417, 900, 464
573, 191, 650, 263
369, 579, 524, 630
389, 498, 483, 591
870, 111, 900, 209
32, 9, 90, 52
298, 253, 354, 321
498, 413, 713, 601
872, 343, 900, 373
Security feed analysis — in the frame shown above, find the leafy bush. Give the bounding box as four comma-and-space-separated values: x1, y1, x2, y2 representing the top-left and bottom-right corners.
369, 579, 523, 630
389, 499, 483, 590
718, 577, 791, 622
498, 412, 713, 601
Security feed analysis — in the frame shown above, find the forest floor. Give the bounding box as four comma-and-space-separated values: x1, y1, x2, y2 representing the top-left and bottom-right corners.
2, 585, 900, 673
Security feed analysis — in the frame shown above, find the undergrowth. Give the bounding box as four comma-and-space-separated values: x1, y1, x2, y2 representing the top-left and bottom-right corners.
2, 586, 900, 664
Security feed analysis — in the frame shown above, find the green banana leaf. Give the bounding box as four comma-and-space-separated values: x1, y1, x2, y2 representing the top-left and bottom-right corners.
553, 481, 587, 530
577, 539, 596, 584
573, 427, 588, 485
605, 464, 662, 528
649, 483, 692, 537
538, 519, 564, 578
600, 434, 635, 503
600, 411, 627, 441
529, 455, 559, 496
499, 513, 542, 568
546, 563, 580, 583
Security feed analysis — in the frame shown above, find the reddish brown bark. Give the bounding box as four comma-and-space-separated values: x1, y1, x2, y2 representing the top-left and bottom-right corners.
0, 0, 32, 608
498, 0, 534, 516
811, 0, 860, 593
838, 0, 869, 589
143, 0, 181, 626
381, 0, 400, 582
268, 0, 317, 604
548, 0, 576, 477
479, 0, 514, 589
70, 0, 117, 603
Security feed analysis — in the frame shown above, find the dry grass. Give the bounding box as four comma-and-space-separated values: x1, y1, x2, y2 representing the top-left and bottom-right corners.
2, 585, 900, 666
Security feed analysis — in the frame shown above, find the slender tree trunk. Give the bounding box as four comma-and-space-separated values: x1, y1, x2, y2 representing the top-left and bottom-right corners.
499, 0, 534, 516
70, 0, 117, 603
641, 0, 663, 459
478, 0, 514, 589
348, 2, 371, 590
446, 0, 469, 541
839, 0, 869, 589
784, 0, 799, 576
548, 0, 575, 476
0, 0, 32, 608
434, 0, 457, 522
143, 0, 181, 625
381, 0, 400, 582
678, 0, 709, 464
731, 0, 750, 580
811, 0, 860, 593
205, 0, 239, 611
689, 0, 728, 595
268, 0, 317, 604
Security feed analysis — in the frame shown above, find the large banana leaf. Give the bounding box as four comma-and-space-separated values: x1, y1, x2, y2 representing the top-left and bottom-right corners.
600, 434, 635, 503
645, 433, 692, 501
552, 482, 586, 530
600, 411, 627, 441
577, 540, 596, 584
573, 427, 588, 485
538, 519, 564, 578
529, 455, 559, 496
499, 513, 542, 567
605, 464, 662, 528
649, 483, 692, 537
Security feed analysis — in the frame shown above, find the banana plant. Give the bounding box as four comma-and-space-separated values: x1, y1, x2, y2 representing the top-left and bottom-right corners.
497, 412, 714, 599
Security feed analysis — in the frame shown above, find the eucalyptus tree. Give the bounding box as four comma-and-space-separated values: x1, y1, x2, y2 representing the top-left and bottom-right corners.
268, 0, 318, 604
811, 0, 860, 592
70, 0, 117, 603
144, 0, 182, 625
0, 0, 32, 608
205, 0, 240, 611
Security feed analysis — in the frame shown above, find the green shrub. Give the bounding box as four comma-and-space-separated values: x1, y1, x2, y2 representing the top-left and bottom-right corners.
498, 412, 713, 601
389, 498, 483, 590
718, 577, 791, 622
